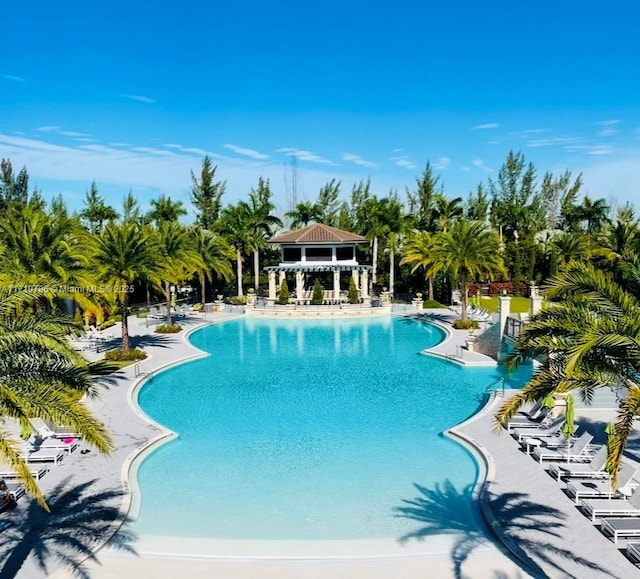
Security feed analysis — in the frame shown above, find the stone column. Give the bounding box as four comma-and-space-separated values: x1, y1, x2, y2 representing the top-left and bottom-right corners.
498, 293, 511, 344
351, 269, 360, 291
279, 270, 286, 288
268, 271, 277, 300
295, 271, 304, 301
529, 284, 543, 317
333, 269, 341, 301
360, 270, 369, 298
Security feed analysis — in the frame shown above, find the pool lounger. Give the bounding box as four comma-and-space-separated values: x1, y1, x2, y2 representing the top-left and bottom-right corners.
0, 467, 48, 480
583, 486, 640, 522
549, 446, 608, 481
628, 542, 640, 564
23, 448, 65, 466
567, 463, 637, 504
532, 432, 593, 463
602, 518, 640, 544
511, 417, 565, 442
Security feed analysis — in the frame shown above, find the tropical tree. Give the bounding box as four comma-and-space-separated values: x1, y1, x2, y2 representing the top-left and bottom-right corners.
428, 220, 506, 322
551, 232, 590, 270
146, 195, 187, 225
191, 156, 226, 230
91, 222, 160, 353
0, 158, 30, 213
154, 221, 203, 325
400, 231, 437, 301
79, 181, 118, 234
245, 178, 282, 292
219, 203, 252, 297
0, 285, 113, 507
433, 193, 463, 233
406, 162, 441, 231
494, 263, 640, 487
315, 179, 341, 225
285, 201, 321, 228
191, 228, 234, 307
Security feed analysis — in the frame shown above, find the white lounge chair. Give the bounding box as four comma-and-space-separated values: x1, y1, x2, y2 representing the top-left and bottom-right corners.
0, 467, 48, 480
532, 432, 594, 463
567, 463, 637, 504
506, 399, 546, 432
511, 416, 564, 442
549, 446, 609, 481
601, 517, 640, 544
22, 447, 65, 466
627, 541, 640, 564
583, 485, 640, 522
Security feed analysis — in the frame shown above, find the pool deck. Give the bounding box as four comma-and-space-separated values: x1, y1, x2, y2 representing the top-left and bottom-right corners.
2, 310, 636, 578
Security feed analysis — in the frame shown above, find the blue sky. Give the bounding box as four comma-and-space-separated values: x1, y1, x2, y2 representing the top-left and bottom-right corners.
2, 0, 640, 217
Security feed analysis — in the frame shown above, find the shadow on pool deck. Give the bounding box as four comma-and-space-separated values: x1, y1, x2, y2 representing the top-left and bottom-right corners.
394, 479, 613, 579
0, 478, 136, 579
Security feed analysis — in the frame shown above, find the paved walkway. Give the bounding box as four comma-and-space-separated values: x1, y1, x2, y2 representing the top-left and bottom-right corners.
453, 391, 640, 579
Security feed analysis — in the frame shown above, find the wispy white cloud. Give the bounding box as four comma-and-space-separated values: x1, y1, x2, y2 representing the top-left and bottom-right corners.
120, 94, 156, 104
390, 156, 416, 170
509, 128, 548, 137
37, 126, 60, 132
472, 158, 493, 173
130, 146, 176, 156
277, 147, 334, 165
471, 123, 499, 130
36, 126, 90, 139
527, 136, 584, 148
433, 156, 450, 170
341, 153, 377, 168
1, 74, 25, 82
487, 140, 500, 145
596, 119, 620, 126
223, 143, 270, 160
163, 143, 183, 149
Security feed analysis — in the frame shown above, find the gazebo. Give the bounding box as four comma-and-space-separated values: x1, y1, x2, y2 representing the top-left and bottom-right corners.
265, 224, 372, 304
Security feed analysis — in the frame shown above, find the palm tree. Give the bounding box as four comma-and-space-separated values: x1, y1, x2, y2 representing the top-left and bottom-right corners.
146, 195, 187, 225
245, 179, 283, 292
0, 285, 113, 507
91, 222, 160, 352
429, 220, 506, 323
433, 193, 463, 233
401, 231, 437, 301
551, 232, 590, 270
285, 201, 321, 229
494, 262, 640, 486
191, 228, 234, 306
154, 222, 203, 325
219, 203, 252, 297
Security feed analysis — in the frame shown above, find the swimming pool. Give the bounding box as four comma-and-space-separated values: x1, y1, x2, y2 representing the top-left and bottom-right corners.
132, 316, 528, 542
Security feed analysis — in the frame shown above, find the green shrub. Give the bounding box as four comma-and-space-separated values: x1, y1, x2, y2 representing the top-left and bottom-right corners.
98, 319, 116, 331
155, 324, 182, 333
136, 308, 149, 318
348, 277, 359, 304
311, 279, 324, 305
192, 303, 204, 312
423, 299, 445, 308
227, 296, 247, 305
278, 280, 290, 305
104, 348, 147, 361
452, 319, 480, 330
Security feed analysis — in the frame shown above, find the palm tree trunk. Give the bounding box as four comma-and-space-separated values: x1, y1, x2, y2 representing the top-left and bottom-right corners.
146, 282, 151, 307
165, 281, 173, 325
200, 272, 206, 307
121, 296, 129, 352
460, 273, 468, 323
236, 250, 244, 297
428, 277, 434, 301
372, 236, 378, 285
254, 249, 260, 293
389, 246, 395, 297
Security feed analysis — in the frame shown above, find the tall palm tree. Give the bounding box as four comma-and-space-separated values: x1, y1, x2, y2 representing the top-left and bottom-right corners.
191, 228, 234, 306
146, 195, 187, 225
219, 203, 252, 297
429, 220, 506, 322
494, 262, 640, 487
0, 285, 113, 507
285, 201, 321, 229
551, 232, 590, 270
433, 193, 463, 233
401, 231, 437, 301
154, 222, 203, 325
91, 222, 160, 352
245, 179, 283, 292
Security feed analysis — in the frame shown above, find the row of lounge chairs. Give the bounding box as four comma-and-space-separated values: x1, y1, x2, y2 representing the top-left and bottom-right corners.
147, 305, 199, 320
505, 401, 640, 566
0, 419, 81, 506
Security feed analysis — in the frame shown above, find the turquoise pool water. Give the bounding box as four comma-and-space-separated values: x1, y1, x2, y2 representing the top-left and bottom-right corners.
133, 316, 529, 541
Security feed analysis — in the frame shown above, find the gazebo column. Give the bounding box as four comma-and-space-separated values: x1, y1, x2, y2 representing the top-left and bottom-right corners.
295, 271, 304, 301
360, 270, 369, 298
279, 270, 286, 289
351, 269, 360, 291
333, 269, 341, 301
268, 271, 277, 300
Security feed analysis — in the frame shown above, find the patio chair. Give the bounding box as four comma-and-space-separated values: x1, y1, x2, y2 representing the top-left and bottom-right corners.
627, 542, 640, 564
511, 416, 564, 442
582, 485, 640, 522
0, 467, 48, 480
549, 446, 609, 481
22, 447, 65, 466
601, 518, 640, 544
506, 399, 546, 432
567, 463, 637, 504
532, 432, 594, 463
